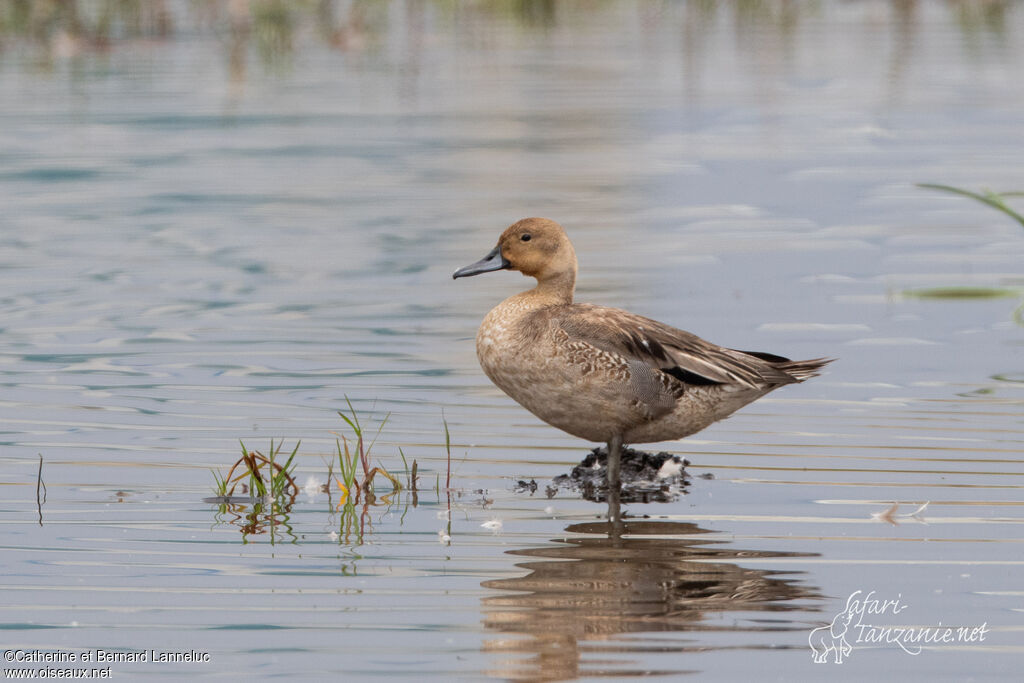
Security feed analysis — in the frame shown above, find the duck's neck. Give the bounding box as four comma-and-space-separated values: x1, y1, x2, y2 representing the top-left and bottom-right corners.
526, 270, 575, 306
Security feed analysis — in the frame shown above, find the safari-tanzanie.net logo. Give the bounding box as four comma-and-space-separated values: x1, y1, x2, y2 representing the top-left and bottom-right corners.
809, 590, 989, 664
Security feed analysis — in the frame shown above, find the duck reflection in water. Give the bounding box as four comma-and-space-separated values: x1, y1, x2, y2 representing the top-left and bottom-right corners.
481, 520, 819, 681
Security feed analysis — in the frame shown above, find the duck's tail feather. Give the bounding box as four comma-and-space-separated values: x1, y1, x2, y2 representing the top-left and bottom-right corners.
777, 357, 834, 382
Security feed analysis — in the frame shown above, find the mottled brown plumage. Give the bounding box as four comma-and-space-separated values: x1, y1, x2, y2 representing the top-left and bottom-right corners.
453, 217, 831, 511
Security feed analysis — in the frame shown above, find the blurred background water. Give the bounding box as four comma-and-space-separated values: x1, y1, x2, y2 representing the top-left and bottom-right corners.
1, 1, 1022, 680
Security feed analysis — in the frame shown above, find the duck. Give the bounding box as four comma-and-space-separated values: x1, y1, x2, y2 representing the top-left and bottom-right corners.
453, 217, 831, 509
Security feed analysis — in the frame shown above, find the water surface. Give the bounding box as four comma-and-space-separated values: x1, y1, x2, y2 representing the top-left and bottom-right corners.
1, 1, 1023, 680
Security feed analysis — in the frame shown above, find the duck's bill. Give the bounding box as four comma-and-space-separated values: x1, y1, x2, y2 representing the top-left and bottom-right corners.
452, 246, 510, 279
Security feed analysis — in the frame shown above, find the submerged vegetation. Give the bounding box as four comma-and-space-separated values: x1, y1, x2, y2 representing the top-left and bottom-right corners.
902, 286, 1019, 300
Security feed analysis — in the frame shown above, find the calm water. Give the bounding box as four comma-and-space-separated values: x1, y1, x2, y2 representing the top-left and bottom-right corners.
2, 1, 1023, 680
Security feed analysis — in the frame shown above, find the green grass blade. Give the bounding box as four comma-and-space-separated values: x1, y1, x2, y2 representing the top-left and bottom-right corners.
338, 410, 358, 434
443, 416, 451, 490
918, 183, 990, 202
336, 437, 357, 490
342, 396, 362, 433
398, 447, 410, 487
366, 412, 390, 457
281, 440, 300, 474
249, 462, 267, 498
275, 440, 300, 498
918, 183, 1024, 228
210, 469, 227, 496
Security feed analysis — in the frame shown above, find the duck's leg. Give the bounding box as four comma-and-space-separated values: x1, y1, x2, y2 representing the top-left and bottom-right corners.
606, 433, 623, 528
606, 433, 623, 492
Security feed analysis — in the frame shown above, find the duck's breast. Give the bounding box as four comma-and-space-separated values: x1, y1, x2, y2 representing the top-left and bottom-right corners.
475, 303, 651, 442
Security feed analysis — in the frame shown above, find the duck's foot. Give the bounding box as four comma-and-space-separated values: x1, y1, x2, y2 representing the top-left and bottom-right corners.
550, 446, 691, 503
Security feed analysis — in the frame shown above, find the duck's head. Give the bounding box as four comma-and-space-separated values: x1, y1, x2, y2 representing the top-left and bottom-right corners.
452, 217, 577, 285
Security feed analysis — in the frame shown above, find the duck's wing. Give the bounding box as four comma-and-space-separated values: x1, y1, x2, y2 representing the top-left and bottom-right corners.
549, 304, 802, 389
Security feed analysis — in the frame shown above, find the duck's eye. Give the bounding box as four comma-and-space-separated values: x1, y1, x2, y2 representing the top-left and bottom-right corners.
521, 234, 532, 242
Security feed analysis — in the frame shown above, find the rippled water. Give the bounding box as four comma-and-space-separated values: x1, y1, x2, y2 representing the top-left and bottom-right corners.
2, 1, 1023, 680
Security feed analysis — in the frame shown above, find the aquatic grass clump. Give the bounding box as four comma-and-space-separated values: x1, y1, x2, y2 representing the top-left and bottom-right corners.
266, 439, 301, 501
210, 439, 300, 503
210, 468, 228, 497
207, 439, 301, 544
330, 400, 412, 545
335, 437, 359, 502
207, 400, 445, 545
334, 398, 403, 503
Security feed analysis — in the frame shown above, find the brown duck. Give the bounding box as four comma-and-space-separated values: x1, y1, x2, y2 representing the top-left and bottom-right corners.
453, 218, 831, 506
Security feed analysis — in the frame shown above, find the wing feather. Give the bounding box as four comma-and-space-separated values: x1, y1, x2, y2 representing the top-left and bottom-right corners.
548, 304, 799, 389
